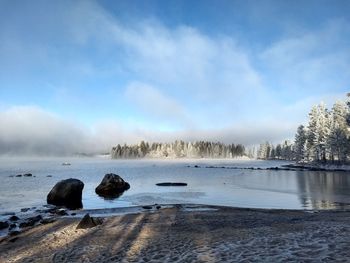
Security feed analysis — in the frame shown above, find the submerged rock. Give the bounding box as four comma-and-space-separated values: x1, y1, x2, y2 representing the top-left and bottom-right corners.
76, 214, 103, 229
47, 178, 84, 209
156, 182, 187, 186
95, 173, 130, 199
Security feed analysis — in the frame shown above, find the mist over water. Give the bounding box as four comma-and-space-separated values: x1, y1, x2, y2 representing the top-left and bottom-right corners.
1, 157, 350, 216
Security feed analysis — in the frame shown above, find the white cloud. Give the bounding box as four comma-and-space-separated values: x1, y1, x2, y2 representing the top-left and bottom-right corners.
124, 82, 191, 128
260, 18, 350, 95
1, 1, 349, 155
54, 3, 268, 124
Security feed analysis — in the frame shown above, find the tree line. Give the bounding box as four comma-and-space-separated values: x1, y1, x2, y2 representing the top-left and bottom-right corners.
258, 94, 350, 163
257, 140, 294, 160
111, 140, 246, 159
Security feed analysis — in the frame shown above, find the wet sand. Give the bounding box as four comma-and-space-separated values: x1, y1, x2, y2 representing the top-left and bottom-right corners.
1, 205, 350, 262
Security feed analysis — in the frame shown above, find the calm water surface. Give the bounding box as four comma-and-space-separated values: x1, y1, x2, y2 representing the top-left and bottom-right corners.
1, 157, 350, 214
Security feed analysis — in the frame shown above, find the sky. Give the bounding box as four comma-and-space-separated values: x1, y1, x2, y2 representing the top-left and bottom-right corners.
0, 0, 349, 155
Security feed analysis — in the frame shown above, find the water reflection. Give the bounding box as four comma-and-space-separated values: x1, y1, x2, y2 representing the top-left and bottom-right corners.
1, 157, 350, 211
296, 171, 350, 209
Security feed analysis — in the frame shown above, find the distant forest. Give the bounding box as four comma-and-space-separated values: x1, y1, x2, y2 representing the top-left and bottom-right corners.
258, 94, 350, 163
111, 141, 246, 159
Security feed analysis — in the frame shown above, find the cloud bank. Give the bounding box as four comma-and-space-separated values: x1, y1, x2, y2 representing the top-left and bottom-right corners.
0, 106, 296, 155
0, 1, 349, 155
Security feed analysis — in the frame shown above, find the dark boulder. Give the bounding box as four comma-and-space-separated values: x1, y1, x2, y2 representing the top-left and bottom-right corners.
76, 214, 103, 229
9, 215, 19, 221
23, 173, 32, 177
95, 173, 130, 199
0, 221, 9, 230
47, 178, 84, 209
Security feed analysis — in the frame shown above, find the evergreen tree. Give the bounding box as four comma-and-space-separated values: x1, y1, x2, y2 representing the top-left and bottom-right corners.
328, 101, 349, 162
315, 103, 328, 162
306, 105, 319, 161
294, 125, 307, 162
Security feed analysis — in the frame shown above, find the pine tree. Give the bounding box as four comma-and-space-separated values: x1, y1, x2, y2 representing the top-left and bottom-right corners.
306, 105, 318, 161
328, 101, 349, 162
294, 125, 307, 162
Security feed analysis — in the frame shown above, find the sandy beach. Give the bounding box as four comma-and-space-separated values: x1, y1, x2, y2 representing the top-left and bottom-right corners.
1, 204, 350, 262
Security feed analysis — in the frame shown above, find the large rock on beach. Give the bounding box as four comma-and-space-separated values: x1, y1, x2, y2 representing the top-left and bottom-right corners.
95, 173, 130, 199
47, 178, 84, 209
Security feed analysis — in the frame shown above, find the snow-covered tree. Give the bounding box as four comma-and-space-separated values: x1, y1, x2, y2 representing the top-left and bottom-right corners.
327, 101, 349, 162
111, 141, 246, 159
294, 125, 307, 162
315, 103, 329, 162
306, 105, 318, 161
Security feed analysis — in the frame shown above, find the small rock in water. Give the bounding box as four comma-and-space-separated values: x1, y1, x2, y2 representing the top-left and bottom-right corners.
9, 223, 17, 230
142, 206, 153, 210
57, 209, 68, 216
20, 208, 30, 212
23, 173, 32, 177
95, 173, 130, 199
47, 175, 52, 177
16, 174, 22, 177
76, 214, 103, 229
47, 208, 68, 216
0, 221, 9, 230
9, 215, 19, 221
19, 215, 42, 228
156, 205, 161, 210
194, 165, 200, 168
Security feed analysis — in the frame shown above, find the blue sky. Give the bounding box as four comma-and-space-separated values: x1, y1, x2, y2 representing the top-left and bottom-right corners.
0, 0, 349, 154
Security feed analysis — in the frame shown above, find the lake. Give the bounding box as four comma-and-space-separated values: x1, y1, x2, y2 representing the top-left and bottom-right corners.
1, 157, 350, 215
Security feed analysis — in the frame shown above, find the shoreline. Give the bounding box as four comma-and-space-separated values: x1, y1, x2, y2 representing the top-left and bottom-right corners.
188, 161, 350, 172
1, 204, 350, 262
